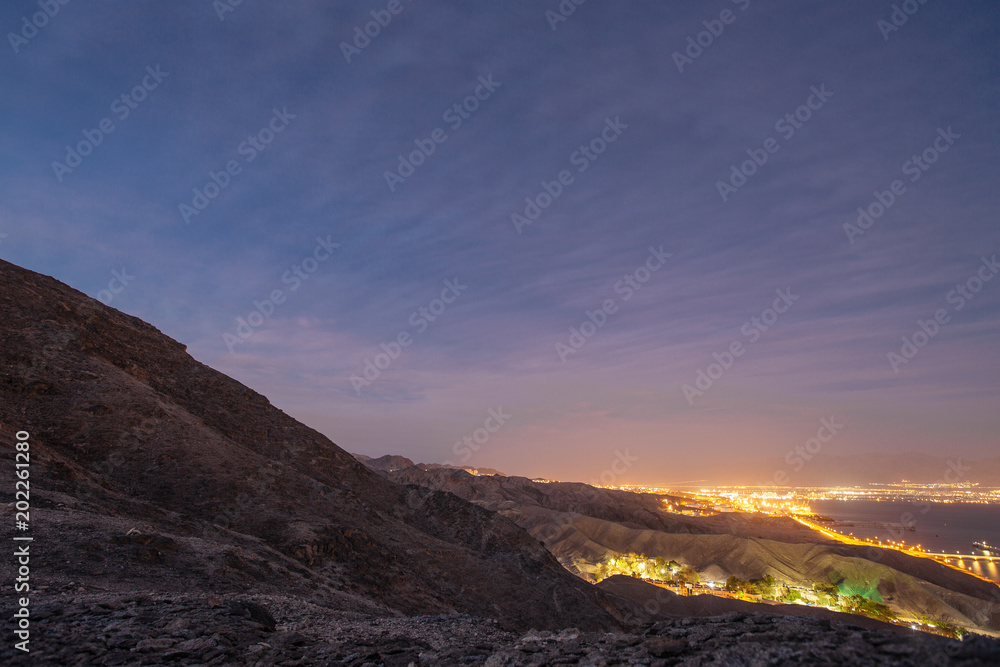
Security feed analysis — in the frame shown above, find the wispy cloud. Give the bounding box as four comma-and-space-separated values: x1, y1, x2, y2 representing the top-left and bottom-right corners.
2, 0, 998, 481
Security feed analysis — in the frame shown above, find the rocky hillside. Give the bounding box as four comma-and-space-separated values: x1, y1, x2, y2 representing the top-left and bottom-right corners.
371, 464, 1000, 636
8, 589, 1000, 666
357, 453, 506, 478
3, 257, 999, 665
0, 258, 631, 632
386, 464, 822, 542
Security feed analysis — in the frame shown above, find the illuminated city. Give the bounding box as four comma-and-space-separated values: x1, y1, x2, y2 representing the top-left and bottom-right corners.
595, 482, 1000, 582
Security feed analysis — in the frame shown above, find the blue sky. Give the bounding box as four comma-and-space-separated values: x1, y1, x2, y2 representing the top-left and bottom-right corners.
3, 0, 999, 483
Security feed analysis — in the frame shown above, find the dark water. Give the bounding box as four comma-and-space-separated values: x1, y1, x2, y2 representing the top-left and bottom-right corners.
809, 500, 1000, 583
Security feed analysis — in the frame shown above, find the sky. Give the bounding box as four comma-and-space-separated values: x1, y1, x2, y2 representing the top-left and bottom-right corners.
2, 0, 998, 485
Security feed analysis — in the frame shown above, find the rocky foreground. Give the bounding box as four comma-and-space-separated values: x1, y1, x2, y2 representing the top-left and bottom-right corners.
4, 261, 1000, 665
4, 591, 1000, 666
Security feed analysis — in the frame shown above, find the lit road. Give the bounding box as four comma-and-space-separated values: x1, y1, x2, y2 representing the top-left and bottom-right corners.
924, 552, 1000, 561
793, 516, 1000, 583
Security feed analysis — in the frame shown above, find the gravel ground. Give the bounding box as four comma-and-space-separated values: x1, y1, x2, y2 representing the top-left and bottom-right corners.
4, 590, 999, 666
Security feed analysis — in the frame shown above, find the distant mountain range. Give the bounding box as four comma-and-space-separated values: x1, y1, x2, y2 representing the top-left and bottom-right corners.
696, 452, 1000, 487
355, 450, 1000, 489
358, 456, 1000, 637
356, 453, 506, 478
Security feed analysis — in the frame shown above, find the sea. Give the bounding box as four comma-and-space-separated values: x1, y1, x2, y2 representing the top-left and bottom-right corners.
809, 499, 1000, 583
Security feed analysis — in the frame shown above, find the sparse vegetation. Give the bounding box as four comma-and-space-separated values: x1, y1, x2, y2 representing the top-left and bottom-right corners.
841, 595, 897, 622
812, 581, 840, 596
593, 554, 695, 584
596, 558, 931, 636
724, 574, 778, 599
919, 617, 967, 640
811, 581, 841, 607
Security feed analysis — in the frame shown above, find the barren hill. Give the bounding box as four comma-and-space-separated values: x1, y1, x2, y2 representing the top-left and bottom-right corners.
3, 258, 1000, 665
596, 575, 914, 632
373, 464, 1000, 636
0, 258, 629, 632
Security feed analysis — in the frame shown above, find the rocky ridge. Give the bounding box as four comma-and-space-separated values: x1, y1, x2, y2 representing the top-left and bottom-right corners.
2, 258, 1000, 664
368, 461, 1000, 637
4, 589, 999, 666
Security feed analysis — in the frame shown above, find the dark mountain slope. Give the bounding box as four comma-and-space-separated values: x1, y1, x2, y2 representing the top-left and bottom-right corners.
0, 258, 631, 631
386, 465, 827, 542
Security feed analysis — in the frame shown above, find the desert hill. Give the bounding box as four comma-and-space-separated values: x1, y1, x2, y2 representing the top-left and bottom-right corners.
596, 575, 913, 632
2, 257, 999, 664
386, 464, 820, 542
0, 258, 631, 632
357, 453, 507, 478
367, 462, 1000, 636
